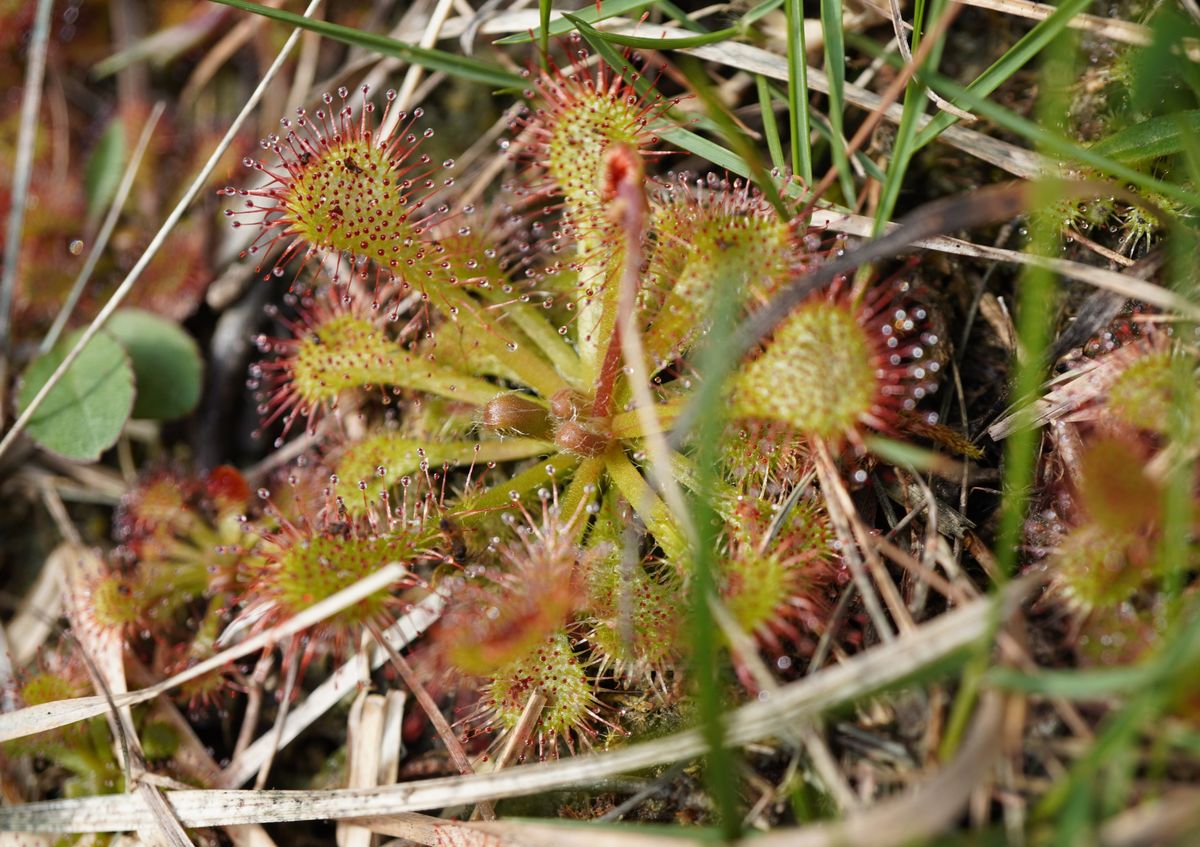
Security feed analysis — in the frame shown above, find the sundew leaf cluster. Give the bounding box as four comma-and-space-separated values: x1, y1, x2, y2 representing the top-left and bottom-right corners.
10, 3, 1200, 843
217, 36, 955, 760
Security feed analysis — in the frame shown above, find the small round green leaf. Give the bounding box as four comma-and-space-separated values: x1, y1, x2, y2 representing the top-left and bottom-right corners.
18, 330, 135, 462
106, 309, 203, 420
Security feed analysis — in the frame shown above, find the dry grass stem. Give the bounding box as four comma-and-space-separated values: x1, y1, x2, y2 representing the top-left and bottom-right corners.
0, 582, 1029, 832
0, 564, 411, 744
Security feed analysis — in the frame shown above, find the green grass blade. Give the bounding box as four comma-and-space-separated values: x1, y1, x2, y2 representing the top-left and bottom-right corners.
923, 68, 1200, 208
494, 0, 651, 45
659, 127, 754, 176
986, 665, 1159, 699
873, 0, 934, 233
742, 0, 786, 26
912, 0, 1091, 148
1090, 109, 1200, 164
538, 0, 552, 64
873, 83, 923, 232
578, 24, 741, 49
211, 0, 522, 89
820, 0, 855, 203
944, 34, 1075, 762
688, 265, 743, 839
1160, 127, 1200, 605
657, 0, 709, 33
996, 34, 1074, 582
785, 0, 814, 185
756, 75, 786, 171
673, 53, 788, 216
806, 107, 887, 184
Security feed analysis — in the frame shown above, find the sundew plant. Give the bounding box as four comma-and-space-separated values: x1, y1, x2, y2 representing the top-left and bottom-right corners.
2, 2, 1200, 846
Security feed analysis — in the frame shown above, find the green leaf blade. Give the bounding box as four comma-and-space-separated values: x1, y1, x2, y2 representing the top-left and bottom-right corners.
19, 330, 135, 461
85, 118, 125, 224
106, 309, 204, 420
494, 0, 651, 45
1090, 110, 1200, 164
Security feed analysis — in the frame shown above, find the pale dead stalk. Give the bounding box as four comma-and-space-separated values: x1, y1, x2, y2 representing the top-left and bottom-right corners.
814, 439, 913, 638
364, 619, 497, 821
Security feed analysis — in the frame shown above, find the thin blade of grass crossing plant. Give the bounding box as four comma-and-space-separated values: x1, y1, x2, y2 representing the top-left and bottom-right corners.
494, 0, 652, 44
785, 0, 814, 185
985, 664, 1162, 699
0, 581, 1033, 832
1090, 110, 1200, 164
756, 75, 787, 171
657, 1, 708, 33
1160, 222, 1200, 603
1125, 19, 1200, 610
995, 72, 1066, 583
863, 434, 968, 479
912, 0, 1091, 149
873, 0, 934, 233
943, 36, 1072, 764
538, 0, 551, 64
819, 0, 856, 204
687, 262, 743, 838
675, 54, 788, 217
742, 0, 787, 28
1157, 114, 1200, 603
575, 24, 742, 49
210, 0, 522, 89
791, 94, 888, 186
